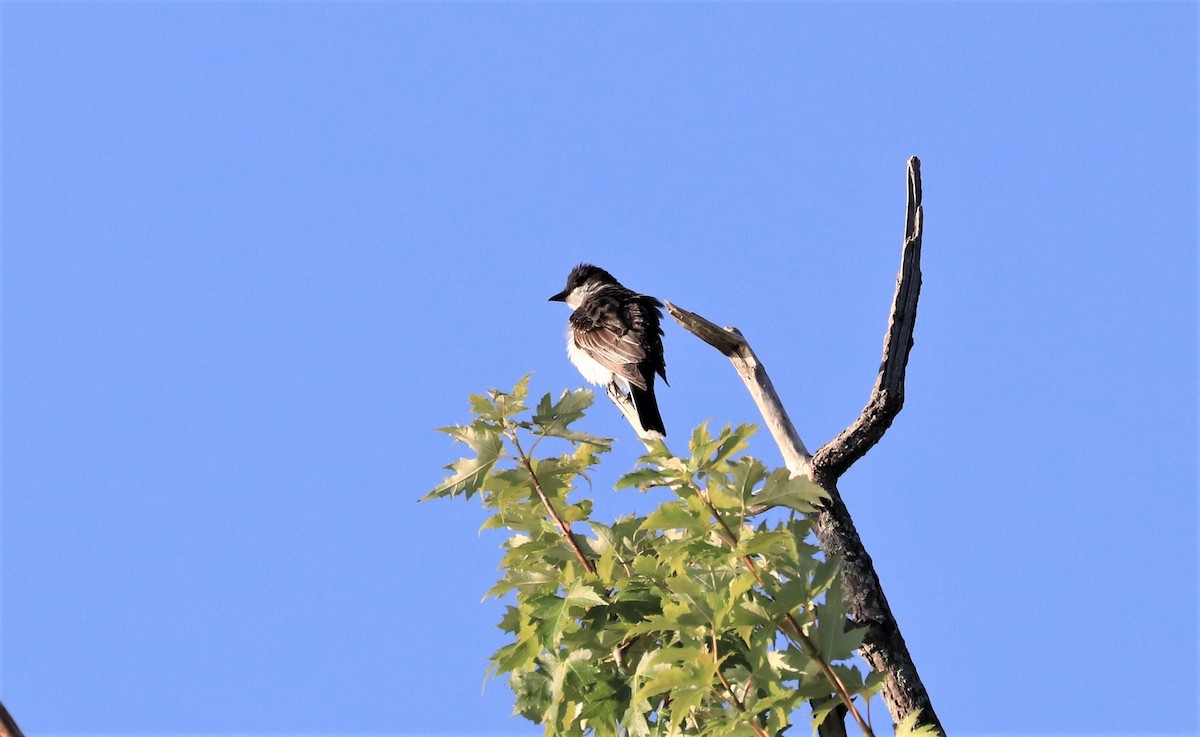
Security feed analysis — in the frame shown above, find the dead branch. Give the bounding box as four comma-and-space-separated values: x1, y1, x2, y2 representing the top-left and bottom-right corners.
665, 157, 943, 735
604, 382, 662, 446
0, 701, 25, 737
813, 157, 923, 482
661, 305, 812, 476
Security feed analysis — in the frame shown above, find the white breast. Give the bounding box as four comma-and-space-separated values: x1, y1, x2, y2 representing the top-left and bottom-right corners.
566, 329, 624, 389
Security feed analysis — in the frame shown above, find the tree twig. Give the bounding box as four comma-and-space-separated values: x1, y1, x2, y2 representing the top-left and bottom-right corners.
665, 158, 943, 736
508, 429, 597, 576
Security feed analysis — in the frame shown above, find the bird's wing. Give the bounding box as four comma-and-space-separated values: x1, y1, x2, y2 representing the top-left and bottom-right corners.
569, 293, 651, 390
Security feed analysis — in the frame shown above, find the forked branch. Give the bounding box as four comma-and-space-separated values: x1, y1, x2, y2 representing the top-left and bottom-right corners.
813, 157, 924, 483
666, 158, 943, 736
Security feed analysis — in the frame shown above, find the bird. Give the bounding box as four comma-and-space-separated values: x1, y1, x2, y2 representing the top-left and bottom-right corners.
549, 263, 668, 437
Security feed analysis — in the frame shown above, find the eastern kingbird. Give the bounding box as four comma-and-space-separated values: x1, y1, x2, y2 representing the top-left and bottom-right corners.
549, 264, 668, 437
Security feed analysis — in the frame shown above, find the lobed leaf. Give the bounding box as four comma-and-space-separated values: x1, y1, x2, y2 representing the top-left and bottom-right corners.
747, 469, 829, 514
422, 425, 505, 500
430, 383, 871, 737
532, 388, 613, 450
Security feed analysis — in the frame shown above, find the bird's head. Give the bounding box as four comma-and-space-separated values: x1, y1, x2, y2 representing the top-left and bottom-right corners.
548, 263, 618, 309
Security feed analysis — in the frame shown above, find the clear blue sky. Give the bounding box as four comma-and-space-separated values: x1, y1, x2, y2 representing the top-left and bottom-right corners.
2, 2, 1196, 735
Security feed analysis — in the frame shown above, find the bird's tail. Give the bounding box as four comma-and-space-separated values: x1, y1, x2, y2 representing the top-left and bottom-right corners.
630, 383, 666, 438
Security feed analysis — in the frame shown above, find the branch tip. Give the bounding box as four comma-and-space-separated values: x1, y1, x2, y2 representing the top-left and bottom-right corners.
814, 159, 925, 484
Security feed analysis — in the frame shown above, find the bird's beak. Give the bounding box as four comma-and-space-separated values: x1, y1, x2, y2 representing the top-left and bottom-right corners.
548, 289, 568, 302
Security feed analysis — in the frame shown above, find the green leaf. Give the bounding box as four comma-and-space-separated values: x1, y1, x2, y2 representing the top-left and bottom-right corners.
492, 375, 531, 414
561, 498, 594, 523
594, 550, 616, 584
486, 467, 536, 507
864, 667, 888, 697
808, 695, 844, 733
564, 579, 608, 608
629, 645, 706, 707
634, 663, 695, 704
686, 421, 716, 472
631, 552, 666, 578
529, 581, 607, 647
510, 374, 531, 401
428, 395, 877, 737
469, 375, 531, 423
530, 594, 574, 646
615, 467, 671, 491
624, 704, 651, 737
496, 605, 522, 633
532, 388, 613, 449
704, 474, 743, 511
640, 501, 707, 534
489, 631, 540, 676
422, 425, 505, 500
664, 683, 710, 723
730, 457, 769, 505
610, 582, 662, 622
533, 388, 590, 426
708, 423, 756, 468
813, 575, 867, 662
763, 575, 815, 620
545, 647, 596, 729
755, 681, 803, 734
893, 708, 943, 737
485, 560, 560, 597
734, 529, 797, 560
727, 594, 774, 643
577, 679, 624, 736
468, 392, 496, 418
525, 457, 572, 506
809, 557, 841, 598
747, 469, 828, 514
665, 574, 719, 627
479, 502, 552, 534
585, 521, 617, 555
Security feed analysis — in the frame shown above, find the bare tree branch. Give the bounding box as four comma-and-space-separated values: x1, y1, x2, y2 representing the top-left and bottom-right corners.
813, 157, 924, 482
660, 304, 812, 476
0, 701, 25, 737
604, 382, 662, 446
665, 157, 943, 736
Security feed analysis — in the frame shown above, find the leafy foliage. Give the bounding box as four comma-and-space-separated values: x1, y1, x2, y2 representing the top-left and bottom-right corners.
425, 377, 891, 737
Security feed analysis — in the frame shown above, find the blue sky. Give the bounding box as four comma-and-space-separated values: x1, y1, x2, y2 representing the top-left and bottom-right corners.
2, 2, 1196, 735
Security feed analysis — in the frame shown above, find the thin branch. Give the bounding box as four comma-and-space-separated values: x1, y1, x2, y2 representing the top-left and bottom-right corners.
666, 158, 943, 736
0, 701, 25, 737
604, 382, 661, 447
663, 304, 812, 477
508, 429, 597, 576
813, 157, 924, 482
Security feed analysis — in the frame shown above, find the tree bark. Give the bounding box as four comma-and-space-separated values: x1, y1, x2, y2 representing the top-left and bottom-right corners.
0, 700, 26, 737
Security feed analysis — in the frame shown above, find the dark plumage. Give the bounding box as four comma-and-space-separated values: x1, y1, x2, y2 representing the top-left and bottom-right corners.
549, 264, 668, 437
